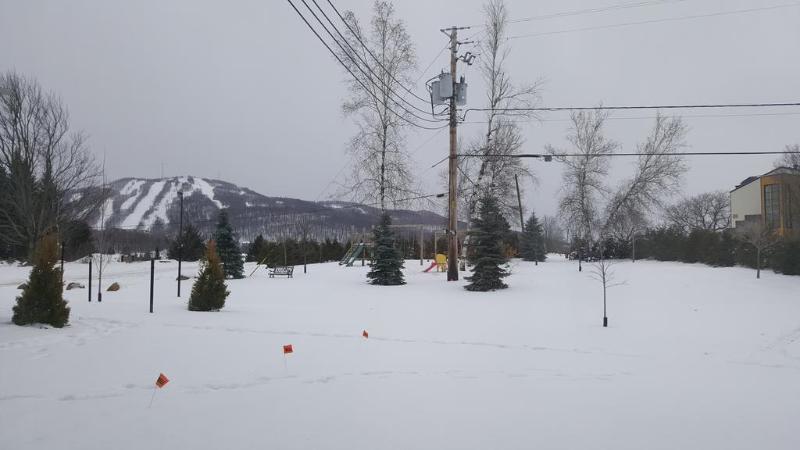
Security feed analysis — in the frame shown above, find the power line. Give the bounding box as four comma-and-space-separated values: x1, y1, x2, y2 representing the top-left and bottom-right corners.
414, 44, 449, 85
463, 150, 800, 159
323, 0, 431, 105
362, 192, 446, 207
429, 149, 800, 169
286, 0, 446, 130
409, 127, 447, 157
296, 0, 443, 124
509, 0, 688, 24
461, 102, 800, 120
462, 0, 687, 28
308, 0, 435, 117
507, 2, 800, 40
460, 111, 800, 124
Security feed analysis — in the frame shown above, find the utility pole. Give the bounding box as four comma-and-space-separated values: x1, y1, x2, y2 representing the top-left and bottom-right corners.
514, 174, 524, 231
445, 26, 462, 282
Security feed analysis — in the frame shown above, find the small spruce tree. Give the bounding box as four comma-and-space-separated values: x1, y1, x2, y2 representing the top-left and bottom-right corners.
12, 233, 71, 327
188, 240, 229, 311
213, 209, 244, 279
367, 213, 405, 285
519, 211, 546, 262
465, 195, 511, 292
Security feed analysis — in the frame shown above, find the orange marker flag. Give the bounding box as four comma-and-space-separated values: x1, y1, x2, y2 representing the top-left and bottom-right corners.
283, 344, 294, 354
155, 373, 170, 388
362, 330, 369, 339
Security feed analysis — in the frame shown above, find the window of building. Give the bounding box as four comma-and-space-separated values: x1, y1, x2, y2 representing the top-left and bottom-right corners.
764, 184, 781, 229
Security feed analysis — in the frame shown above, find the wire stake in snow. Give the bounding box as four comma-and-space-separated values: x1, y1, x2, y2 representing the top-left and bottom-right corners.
282, 344, 293, 374
148, 373, 170, 408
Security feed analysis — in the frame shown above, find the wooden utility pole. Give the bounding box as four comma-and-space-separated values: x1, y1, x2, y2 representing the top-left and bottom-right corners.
447, 27, 459, 282
514, 174, 525, 231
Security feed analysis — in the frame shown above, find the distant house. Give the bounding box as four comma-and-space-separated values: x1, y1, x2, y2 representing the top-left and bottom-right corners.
730, 167, 800, 237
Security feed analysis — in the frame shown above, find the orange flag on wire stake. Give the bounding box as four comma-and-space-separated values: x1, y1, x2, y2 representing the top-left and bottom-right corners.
362, 330, 369, 339
283, 344, 293, 355
155, 373, 170, 388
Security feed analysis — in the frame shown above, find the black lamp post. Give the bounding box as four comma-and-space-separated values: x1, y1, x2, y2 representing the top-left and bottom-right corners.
177, 191, 184, 297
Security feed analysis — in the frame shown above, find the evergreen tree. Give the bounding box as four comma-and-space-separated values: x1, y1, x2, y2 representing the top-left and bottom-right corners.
519, 211, 546, 262
12, 233, 70, 327
465, 195, 511, 291
246, 234, 266, 262
366, 213, 405, 286
213, 209, 244, 279
168, 223, 205, 262
188, 240, 229, 311
772, 238, 800, 275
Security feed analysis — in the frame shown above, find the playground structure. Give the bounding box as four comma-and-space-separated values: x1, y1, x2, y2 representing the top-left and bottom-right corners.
337, 224, 470, 273
423, 253, 448, 273
339, 241, 372, 267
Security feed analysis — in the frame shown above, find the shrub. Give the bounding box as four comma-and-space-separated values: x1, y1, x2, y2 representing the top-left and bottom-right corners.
188, 240, 229, 311
12, 233, 70, 328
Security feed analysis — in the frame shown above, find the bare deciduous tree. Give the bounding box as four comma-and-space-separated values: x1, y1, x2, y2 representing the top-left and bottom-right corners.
0, 72, 102, 260
548, 109, 617, 245
92, 159, 113, 301
666, 191, 731, 232
541, 215, 566, 254
589, 254, 624, 327
336, 1, 417, 211
602, 113, 688, 239
775, 143, 800, 169
736, 221, 776, 279
550, 111, 688, 265
458, 0, 542, 222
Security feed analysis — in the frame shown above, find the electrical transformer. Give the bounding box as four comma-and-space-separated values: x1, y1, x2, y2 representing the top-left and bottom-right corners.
429, 72, 467, 107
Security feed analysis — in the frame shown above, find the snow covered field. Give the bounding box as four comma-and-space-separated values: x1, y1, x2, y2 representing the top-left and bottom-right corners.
1, 256, 799, 450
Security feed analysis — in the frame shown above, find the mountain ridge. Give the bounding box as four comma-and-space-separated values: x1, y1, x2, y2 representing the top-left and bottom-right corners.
89, 176, 448, 241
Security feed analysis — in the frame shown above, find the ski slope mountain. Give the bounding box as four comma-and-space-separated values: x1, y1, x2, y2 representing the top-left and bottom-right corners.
89, 176, 448, 240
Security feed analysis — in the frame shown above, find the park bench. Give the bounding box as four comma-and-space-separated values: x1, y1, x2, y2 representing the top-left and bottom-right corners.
268, 265, 294, 278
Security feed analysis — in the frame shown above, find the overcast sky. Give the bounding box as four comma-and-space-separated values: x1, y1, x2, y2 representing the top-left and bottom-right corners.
1, 0, 798, 218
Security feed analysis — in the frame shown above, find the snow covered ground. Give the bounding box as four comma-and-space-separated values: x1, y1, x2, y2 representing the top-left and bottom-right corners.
1, 256, 799, 450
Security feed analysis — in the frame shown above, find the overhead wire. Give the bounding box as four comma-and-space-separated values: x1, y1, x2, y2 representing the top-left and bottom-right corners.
459, 111, 800, 124
507, 0, 688, 24
296, 0, 443, 124
286, 0, 446, 130
309, 0, 436, 117
461, 102, 800, 120
323, 0, 432, 105
506, 2, 800, 40
427, 150, 800, 169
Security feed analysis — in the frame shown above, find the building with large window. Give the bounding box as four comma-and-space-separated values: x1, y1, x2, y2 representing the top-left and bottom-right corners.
730, 167, 800, 237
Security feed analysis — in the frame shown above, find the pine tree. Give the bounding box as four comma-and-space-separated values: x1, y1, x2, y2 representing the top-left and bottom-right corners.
367, 213, 405, 285
465, 195, 510, 292
519, 211, 546, 262
213, 209, 244, 279
246, 234, 266, 262
188, 240, 229, 311
168, 223, 205, 262
12, 233, 71, 327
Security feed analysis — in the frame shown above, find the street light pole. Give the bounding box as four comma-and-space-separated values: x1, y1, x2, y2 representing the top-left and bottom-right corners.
177, 191, 184, 297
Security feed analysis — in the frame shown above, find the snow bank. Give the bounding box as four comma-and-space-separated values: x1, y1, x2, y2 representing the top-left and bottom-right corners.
1, 257, 799, 449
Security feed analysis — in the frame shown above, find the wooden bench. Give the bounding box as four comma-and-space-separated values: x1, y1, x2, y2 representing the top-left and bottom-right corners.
268, 265, 294, 278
